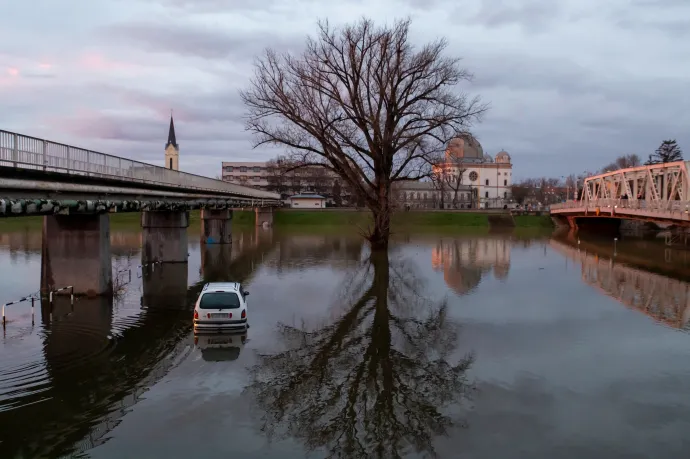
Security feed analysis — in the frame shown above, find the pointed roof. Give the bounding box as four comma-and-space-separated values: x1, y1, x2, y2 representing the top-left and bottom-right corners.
165, 115, 178, 149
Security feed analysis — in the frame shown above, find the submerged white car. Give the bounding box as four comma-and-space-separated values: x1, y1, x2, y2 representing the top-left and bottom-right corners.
193, 282, 249, 331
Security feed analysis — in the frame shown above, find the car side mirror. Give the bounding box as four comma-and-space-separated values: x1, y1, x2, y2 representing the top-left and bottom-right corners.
244, 291, 250, 296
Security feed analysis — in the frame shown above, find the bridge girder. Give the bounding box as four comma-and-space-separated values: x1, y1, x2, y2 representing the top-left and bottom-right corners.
582, 161, 690, 205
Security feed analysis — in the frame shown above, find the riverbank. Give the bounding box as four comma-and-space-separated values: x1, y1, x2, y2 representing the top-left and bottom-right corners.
0, 209, 553, 231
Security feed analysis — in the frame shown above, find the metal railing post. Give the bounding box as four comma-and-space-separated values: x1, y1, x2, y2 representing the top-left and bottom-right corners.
42, 140, 47, 171
66, 146, 71, 172
12, 133, 18, 167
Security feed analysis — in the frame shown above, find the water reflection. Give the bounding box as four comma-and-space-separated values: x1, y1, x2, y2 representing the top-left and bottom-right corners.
432, 237, 511, 295
245, 249, 475, 458
551, 237, 690, 330
0, 228, 278, 459
195, 332, 248, 362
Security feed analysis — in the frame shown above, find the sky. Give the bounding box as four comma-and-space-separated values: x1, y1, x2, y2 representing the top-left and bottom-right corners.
1, 0, 688, 180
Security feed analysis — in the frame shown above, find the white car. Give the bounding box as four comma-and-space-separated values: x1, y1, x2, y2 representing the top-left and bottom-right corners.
193, 282, 249, 331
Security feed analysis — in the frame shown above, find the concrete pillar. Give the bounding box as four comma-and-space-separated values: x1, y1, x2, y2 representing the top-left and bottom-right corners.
201, 244, 233, 281
201, 209, 232, 244
41, 214, 113, 296
255, 207, 274, 227
142, 263, 189, 310
141, 211, 189, 263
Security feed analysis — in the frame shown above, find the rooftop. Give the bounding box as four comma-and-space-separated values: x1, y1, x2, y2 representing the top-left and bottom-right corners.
290, 193, 326, 199
202, 282, 240, 292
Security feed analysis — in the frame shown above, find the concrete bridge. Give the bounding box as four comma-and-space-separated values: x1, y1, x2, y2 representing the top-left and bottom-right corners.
0, 129, 280, 296
550, 238, 690, 330
550, 161, 690, 229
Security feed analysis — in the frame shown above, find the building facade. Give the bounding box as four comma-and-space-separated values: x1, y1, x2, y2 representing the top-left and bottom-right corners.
221, 160, 344, 201
289, 193, 327, 208
433, 135, 513, 208
164, 115, 179, 171
392, 181, 475, 209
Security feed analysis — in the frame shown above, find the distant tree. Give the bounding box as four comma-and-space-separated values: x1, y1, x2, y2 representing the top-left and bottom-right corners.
241, 17, 487, 249
601, 154, 641, 172
511, 183, 530, 204
265, 157, 291, 196
645, 140, 683, 164
332, 180, 342, 207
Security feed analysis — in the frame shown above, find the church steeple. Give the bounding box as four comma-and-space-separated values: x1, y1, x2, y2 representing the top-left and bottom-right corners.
165, 114, 178, 150
164, 112, 180, 171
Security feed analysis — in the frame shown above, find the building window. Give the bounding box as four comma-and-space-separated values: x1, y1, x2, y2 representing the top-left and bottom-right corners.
469, 171, 478, 182
504, 179, 507, 186
253, 166, 261, 172
485, 191, 489, 198
169, 158, 173, 169
253, 176, 261, 181
504, 191, 507, 198
485, 179, 489, 186
224, 166, 233, 172
240, 166, 248, 172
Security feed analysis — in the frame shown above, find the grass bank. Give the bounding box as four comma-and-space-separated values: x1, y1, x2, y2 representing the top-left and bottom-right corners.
0, 209, 554, 231
512, 215, 554, 228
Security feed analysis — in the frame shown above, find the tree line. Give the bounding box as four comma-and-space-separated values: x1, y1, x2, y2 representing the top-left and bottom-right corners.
511, 140, 684, 205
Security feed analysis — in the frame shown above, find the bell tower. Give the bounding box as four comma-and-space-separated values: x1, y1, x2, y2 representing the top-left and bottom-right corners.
164, 113, 179, 171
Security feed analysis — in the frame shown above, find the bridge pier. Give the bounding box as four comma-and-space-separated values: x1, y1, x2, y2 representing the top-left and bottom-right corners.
141, 211, 189, 263
255, 207, 274, 227
40, 214, 113, 296
201, 209, 232, 244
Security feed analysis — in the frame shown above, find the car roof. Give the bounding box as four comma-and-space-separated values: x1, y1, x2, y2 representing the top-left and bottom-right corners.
202, 282, 241, 292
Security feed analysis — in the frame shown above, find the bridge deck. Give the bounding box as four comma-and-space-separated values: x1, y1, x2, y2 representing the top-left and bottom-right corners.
0, 130, 279, 202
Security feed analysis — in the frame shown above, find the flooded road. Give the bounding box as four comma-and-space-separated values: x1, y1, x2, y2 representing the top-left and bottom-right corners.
2, 225, 690, 458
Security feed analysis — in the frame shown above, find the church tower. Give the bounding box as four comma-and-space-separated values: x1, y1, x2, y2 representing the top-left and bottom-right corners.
164, 114, 179, 171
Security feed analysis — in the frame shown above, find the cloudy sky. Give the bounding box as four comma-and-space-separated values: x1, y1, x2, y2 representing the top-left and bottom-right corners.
1, 0, 688, 179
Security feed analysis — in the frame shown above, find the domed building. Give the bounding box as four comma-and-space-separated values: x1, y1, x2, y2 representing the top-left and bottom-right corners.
433, 135, 514, 209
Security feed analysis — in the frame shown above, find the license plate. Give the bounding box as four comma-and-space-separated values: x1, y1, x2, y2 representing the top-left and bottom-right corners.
210, 313, 226, 318
209, 337, 232, 345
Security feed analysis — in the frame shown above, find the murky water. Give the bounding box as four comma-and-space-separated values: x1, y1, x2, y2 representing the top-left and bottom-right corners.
2, 224, 690, 458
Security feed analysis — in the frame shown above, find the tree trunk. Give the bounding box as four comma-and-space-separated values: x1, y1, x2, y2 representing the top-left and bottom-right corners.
369, 179, 391, 250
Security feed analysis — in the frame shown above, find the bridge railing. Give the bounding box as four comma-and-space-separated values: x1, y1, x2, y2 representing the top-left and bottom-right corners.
551, 199, 690, 213
0, 130, 280, 202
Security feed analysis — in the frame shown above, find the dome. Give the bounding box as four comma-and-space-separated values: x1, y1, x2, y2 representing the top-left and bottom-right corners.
495, 150, 511, 163
483, 153, 494, 163
446, 134, 484, 161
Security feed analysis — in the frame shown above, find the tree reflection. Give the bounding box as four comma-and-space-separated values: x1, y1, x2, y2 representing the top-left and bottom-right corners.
245, 250, 474, 458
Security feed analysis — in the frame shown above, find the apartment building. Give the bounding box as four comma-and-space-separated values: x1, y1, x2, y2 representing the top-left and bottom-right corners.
221, 160, 344, 200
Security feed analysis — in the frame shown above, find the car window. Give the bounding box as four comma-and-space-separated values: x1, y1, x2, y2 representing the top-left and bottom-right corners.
199, 292, 241, 309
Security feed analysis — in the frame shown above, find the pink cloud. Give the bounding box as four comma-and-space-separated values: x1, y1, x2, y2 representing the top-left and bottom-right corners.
38, 63, 52, 70
7, 67, 19, 77
78, 52, 136, 72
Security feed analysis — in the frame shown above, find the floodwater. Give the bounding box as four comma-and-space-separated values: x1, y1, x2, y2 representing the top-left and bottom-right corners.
2, 224, 690, 458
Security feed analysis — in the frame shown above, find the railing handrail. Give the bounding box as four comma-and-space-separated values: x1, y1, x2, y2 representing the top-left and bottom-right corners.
0, 129, 280, 201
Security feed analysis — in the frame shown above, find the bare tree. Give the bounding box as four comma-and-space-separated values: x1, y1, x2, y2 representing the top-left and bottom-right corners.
265, 157, 291, 196
241, 17, 487, 249
332, 180, 343, 206
601, 154, 641, 172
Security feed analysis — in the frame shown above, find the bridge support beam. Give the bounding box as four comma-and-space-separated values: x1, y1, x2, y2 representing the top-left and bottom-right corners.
255, 207, 273, 227
41, 214, 113, 296
201, 209, 232, 244
141, 211, 189, 263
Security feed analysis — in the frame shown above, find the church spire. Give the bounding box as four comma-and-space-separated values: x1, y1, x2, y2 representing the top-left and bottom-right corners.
165, 112, 178, 150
